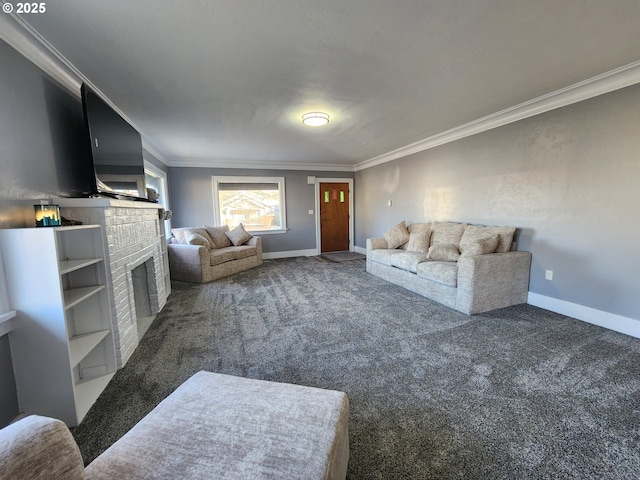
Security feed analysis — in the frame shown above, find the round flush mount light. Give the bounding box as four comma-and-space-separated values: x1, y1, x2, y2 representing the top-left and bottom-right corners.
302, 112, 329, 127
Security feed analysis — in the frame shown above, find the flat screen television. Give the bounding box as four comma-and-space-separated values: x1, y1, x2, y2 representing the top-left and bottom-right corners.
81, 83, 148, 201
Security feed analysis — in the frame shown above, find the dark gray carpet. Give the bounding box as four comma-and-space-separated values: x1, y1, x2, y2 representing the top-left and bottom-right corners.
72, 257, 640, 479
321, 251, 367, 262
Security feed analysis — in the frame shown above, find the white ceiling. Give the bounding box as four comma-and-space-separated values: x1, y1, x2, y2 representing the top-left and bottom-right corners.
14, 0, 640, 170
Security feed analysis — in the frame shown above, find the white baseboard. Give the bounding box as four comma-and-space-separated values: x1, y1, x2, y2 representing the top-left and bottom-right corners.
527, 293, 640, 339
354, 246, 367, 255
263, 249, 318, 260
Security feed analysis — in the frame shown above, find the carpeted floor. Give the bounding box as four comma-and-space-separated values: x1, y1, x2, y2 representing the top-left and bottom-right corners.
72, 257, 640, 479
321, 251, 367, 262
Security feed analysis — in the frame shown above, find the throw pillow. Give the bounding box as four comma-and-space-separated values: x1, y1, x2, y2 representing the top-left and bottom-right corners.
426, 243, 460, 262
460, 235, 499, 257
383, 221, 410, 249
459, 225, 516, 253
171, 227, 215, 249
430, 222, 467, 247
225, 223, 253, 246
185, 232, 212, 248
406, 230, 431, 253
203, 225, 232, 248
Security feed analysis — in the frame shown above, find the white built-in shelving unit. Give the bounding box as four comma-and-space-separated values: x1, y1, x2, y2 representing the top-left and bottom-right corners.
0, 225, 116, 426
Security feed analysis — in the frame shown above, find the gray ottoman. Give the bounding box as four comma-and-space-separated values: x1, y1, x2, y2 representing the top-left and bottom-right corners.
86, 371, 350, 479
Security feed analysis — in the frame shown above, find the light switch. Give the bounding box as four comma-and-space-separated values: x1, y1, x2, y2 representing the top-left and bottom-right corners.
309, 210, 314, 215
387, 200, 392, 207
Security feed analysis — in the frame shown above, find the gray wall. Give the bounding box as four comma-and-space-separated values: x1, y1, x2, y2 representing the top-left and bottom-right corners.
0, 39, 95, 229
355, 83, 640, 320
0, 38, 93, 426
169, 167, 354, 253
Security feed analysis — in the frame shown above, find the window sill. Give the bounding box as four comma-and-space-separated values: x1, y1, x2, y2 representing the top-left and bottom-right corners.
249, 229, 288, 235
0, 310, 17, 337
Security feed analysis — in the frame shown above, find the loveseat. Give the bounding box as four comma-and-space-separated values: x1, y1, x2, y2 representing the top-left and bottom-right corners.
367, 221, 531, 314
167, 224, 263, 283
0, 371, 350, 480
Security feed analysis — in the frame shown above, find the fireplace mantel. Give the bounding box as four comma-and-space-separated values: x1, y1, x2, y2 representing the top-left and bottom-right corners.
57, 199, 170, 367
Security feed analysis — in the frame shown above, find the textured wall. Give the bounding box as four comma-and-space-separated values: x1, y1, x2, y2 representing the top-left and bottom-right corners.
0, 40, 95, 229
355, 84, 640, 319
168, 167, 354, 253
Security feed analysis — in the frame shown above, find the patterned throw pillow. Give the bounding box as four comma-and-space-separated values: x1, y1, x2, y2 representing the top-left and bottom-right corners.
459, 235, 499, 257
225, 223, 253, 246
430, 222, 467, 247
383, 221, 410, 249
405, 230, 431, 253
185, 232, 212, 248
426, 243, 460, 262
459, 225, 515, 253
171, 227, 215, 249
203, 225, 232, 248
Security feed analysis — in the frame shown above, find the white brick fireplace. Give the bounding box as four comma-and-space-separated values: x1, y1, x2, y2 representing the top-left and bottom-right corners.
58, 198, 170, 367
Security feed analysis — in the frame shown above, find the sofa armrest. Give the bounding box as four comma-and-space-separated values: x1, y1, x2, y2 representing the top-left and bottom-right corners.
456, 251, 532, 314
366, 237, 388, 272
246, 235, 263, 265
0, 415, 85, 480
167, 243, 209, 283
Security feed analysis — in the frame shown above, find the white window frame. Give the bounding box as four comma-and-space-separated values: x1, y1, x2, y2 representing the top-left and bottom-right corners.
144, 160, 171, 236
0, 247, 17, 336
212, 176, 287, 235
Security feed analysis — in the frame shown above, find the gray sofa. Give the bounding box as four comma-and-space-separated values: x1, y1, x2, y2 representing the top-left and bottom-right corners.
168, 225, 263, 283
367, 221, 531, 314
0, 371, 350, 480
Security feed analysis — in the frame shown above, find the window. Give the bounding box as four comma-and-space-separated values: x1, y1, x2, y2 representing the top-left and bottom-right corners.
0, 247, 16, 331
212, 176, 287, 234
144, 161, 171, 236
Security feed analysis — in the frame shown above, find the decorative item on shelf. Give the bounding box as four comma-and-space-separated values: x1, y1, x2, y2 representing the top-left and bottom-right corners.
34, 204, 61, 227
163, 210, 172, 221
146, 187, 160, 202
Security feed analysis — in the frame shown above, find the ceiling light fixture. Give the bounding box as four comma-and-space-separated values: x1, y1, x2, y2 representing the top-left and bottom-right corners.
302, 112, 329, 127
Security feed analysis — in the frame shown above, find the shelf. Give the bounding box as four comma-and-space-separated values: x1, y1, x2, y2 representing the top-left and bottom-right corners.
59, 257, 103, 275
68, 330, 110, 367
63, 285, 105, 310
74, 372, 115, 421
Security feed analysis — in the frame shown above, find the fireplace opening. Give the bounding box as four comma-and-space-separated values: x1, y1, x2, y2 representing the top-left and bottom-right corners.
131, 259, 157, 339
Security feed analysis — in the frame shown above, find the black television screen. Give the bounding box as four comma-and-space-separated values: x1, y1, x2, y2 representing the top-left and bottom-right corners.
81, 83, 147, 200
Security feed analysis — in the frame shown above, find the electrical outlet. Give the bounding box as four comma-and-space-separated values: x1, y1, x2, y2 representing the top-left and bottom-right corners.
308, 210, 313, 215
545, 270, 553, 281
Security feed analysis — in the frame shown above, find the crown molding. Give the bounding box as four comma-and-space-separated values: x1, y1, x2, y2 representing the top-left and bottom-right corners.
1, 12, 169, 166
0, 12, 81, 95
355, 60, 640, 171
168, 157, 355, 172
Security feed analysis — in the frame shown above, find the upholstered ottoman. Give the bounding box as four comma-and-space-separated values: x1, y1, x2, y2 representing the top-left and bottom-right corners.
86, 371, 349, 479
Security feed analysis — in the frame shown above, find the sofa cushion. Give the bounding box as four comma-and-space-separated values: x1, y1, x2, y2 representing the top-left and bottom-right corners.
172, 227, 215, 249
227, 245, 257, 259
370, 248, 403, 266
225, 223, 253, 246
389, 251, 428, 273
204, 225, 233, 248
430, 222, 466, 247
460, 225, 515, 254
426, 243, 460, 262
460, 235, 499, 257
417, 261, 458, 287
210, 248, 239, 266
383, 221, 410, 249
